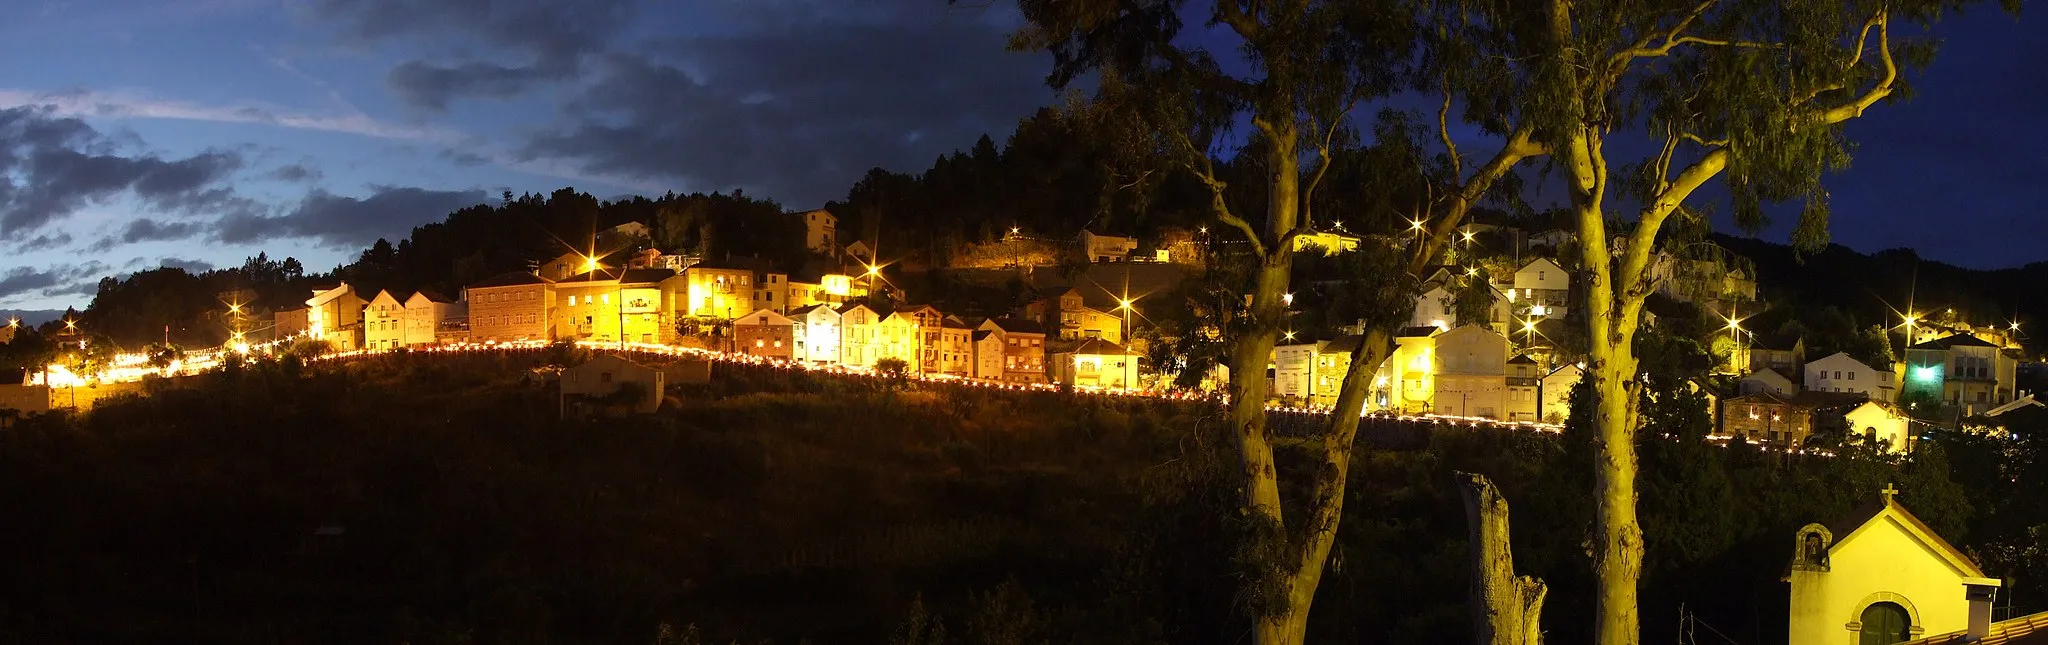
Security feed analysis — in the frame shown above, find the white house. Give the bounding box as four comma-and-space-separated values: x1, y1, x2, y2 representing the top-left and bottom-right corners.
403, 290, 461, 347
1540, 363, 1583, 423
1511, 257, 1570, 317
1807, 352, 1896, 402
305, 282, 366, 350
363, 289, 407, 350
1049, 338, 1140, 390
1273, 341, 1326, 403
1407, 280, 1513, 334
1740, 367, 1797, 396
790, 304, 842, 365
1785, 488, 2000, 645
1844, 401, 1915, 453
1433, 325, 1509, 419
1079, 230, 1138, 262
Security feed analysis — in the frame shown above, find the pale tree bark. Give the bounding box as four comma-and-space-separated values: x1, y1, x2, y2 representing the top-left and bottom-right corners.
1458, 472, 1546, 645
1544, 2, 1907, 643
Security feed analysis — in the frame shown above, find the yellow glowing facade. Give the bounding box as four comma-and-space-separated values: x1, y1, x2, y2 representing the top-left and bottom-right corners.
683, 266, 754, 320
1786, 495, 1996, 645
555, 282, 669, 345
305, 283, 365, 350
1291, 231, 1361, 255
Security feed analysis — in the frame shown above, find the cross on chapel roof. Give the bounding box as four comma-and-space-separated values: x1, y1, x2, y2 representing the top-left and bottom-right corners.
1881, 483, 1900, 504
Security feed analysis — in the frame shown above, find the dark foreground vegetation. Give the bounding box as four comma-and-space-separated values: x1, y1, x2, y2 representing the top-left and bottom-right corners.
0, 352, 2038, 644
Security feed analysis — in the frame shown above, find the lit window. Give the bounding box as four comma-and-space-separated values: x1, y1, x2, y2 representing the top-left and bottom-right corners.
756, 340, 765, 348
602, 294, 610, 305
568, 295, 577, 306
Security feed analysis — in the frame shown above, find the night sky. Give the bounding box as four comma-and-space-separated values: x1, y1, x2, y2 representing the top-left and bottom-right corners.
0, 0, 2037, 312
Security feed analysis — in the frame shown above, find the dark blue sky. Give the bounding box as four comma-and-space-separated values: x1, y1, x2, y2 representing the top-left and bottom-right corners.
0, 0, 2035, 311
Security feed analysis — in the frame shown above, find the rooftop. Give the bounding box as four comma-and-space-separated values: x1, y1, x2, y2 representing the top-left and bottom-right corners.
1910, 333, 1999, 350
470, 272, 552, 289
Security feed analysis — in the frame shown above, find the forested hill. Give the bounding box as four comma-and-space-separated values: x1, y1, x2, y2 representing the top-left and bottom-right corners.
1715, 233, 2047, 353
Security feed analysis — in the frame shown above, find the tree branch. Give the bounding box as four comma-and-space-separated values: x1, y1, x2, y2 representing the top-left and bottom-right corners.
1298, 94, 1357, 229
1620, 147, 1729, 306
1439, 75, 1463, 181
1820, 9, 1895, 125
1171, 128, 1266, 259
1216, 0, 1262, 42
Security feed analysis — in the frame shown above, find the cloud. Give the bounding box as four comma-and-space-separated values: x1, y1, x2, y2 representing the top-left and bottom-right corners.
0, 106, 254, 238
267, 163, 322, 182
121, 217, 205, 244
214, 185, 488, 247
519, 11, 1052, 207
305, 0, 635, 110
14, 232, 72, 252
0, 88, 452, 142
0, 262, 108, 304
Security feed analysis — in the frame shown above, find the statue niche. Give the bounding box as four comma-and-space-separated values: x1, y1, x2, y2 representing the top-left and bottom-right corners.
1793, 523, 1833, 571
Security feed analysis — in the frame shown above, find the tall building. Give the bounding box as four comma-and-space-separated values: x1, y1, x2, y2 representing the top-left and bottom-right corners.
800, 209, 837, 255
466, 272, 554, 343
551, 267, 679, 346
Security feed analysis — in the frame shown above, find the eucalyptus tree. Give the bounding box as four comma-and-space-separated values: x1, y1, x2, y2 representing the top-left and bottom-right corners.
1000, 1, 1560, 641
1521, 0, 2011, 641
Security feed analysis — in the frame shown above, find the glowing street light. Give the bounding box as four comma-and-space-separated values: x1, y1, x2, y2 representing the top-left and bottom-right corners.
1284, 330, 1297, 341
582, 255, 600, 274
1410, 219, 1426, 232
1282, 292, 1294, 306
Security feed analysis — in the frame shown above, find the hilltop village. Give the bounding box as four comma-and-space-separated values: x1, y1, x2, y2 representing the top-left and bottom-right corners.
29, 203, 2016, 452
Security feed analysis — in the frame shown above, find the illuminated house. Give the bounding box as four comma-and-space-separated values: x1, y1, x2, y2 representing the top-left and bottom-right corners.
465, 272, 553, 343
1540, 363, 1583, 423
1291, 229, 1362, 255
1407, 279, 1513, 334
1025, 287, 1125, 344
733, 309, 796, 360
404, 290, 463, 347
1747, 334, 1808, 383
937, 318, 975, 377
364, 290, 407, 350
875, 311, 924, 372
681, 262, 755, 320
980, 317, 1047, 383
1806, 352, 1896, 402
1433, 325, 1509, 419
897, 304, 945, 371
1721, 390, 1864, 447
1049, 338, 1140, 389
1785, 490, 2002, 645
1510, 257, 1570, 317
1904, 333, 2017, 414
274, 307, 310, 338
1506, 354, 1541, 423
1371, 327, 1440, 414
789, 304, 841, 365
971, 328, 1006, 380
750, 272, 791, 313
1740, 368, 1797, 396
1078, 230, 1138, 262
1843, 401, 1915, 453
305, 283, 366, 351
1272, 340, 1327, 405
800, 208, 837, 255
786, 273, 864, 310
552, 267, 677, 346
836, 303, 883, 368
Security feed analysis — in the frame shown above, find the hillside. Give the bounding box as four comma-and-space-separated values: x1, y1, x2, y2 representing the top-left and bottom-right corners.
0, 349, 2020, 644
1715, 234, 2047, 354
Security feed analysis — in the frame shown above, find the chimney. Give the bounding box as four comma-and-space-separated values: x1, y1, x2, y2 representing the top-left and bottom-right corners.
1964, 577, 2001, 641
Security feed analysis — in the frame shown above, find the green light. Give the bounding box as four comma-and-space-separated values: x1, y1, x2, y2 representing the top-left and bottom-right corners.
1911, 365, 1941, 382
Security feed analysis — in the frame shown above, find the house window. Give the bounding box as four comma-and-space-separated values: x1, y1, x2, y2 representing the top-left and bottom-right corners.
1849, 372, 1856, 380
568, 295, 577, 306
601, 371, 613, 383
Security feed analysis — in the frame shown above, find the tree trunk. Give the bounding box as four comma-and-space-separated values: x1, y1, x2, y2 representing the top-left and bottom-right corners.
1223, 121, 1305, 645
1566, 127, 1644, 645
1459, 471, 1546, 645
